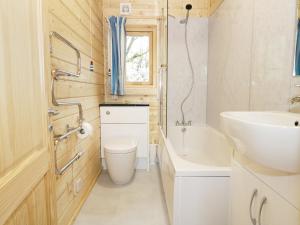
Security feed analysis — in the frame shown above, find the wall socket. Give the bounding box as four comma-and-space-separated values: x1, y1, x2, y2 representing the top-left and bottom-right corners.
73, 178, 83, 195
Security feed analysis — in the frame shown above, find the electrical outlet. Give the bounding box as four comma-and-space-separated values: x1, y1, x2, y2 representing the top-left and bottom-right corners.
73, 178, 83, 195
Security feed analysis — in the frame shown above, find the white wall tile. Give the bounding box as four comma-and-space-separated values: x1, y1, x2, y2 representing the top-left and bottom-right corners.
207, 0, 254, 129
168, 17, 208, 126
249, 0, 296, 111
207, 0, 297, 129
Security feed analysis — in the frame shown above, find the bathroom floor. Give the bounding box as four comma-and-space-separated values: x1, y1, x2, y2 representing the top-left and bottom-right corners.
73, 165, 170, 225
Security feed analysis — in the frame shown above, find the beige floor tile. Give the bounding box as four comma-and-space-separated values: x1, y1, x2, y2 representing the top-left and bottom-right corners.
73, 165, 170, 225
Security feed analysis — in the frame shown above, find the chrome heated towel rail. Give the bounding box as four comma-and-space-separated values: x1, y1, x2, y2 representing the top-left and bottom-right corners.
49, 31, 85, 175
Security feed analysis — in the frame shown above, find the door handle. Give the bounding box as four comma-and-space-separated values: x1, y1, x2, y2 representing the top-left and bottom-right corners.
249, 189, 258, 225
258, 197, 267, 225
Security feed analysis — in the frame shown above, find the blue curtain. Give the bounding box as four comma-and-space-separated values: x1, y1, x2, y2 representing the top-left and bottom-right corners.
108, 16, 127, 95
295, 19, 300, 75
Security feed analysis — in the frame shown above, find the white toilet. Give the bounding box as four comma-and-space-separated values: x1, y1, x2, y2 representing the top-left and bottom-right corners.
104, 138, 137, 184
100, 105, 149, 184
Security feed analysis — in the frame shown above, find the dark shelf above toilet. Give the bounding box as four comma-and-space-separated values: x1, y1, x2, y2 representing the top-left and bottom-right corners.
99, 103, 149, 107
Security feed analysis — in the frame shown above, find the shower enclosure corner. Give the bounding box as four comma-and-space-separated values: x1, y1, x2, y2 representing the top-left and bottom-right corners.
159, 0, 168, 137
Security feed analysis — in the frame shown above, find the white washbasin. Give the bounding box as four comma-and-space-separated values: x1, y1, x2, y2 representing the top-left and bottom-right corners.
220, 111, 300, 173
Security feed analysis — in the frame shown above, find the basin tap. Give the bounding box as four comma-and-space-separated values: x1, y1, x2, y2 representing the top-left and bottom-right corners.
290, 96, 300, 104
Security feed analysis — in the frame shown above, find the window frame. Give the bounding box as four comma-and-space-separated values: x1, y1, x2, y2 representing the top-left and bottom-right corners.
125, 25, 157, 87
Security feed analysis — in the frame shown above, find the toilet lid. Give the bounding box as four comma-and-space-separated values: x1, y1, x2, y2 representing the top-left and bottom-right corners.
104, 138, 137, 154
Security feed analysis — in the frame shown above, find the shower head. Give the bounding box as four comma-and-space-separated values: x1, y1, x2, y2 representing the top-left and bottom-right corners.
180, 4, 192, 24
185, 4, 192, 10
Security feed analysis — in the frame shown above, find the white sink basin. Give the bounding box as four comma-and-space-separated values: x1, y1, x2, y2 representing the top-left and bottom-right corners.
220, 111, 300, 173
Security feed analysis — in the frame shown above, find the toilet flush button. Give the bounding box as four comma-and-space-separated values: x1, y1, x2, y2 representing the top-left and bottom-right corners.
106, 111, 110, 115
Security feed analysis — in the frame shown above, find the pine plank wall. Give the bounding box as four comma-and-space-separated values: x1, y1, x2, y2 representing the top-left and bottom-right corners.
46, 0, 104, 225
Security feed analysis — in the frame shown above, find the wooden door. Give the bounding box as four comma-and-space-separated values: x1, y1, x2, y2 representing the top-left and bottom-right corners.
0, 0, 50, 224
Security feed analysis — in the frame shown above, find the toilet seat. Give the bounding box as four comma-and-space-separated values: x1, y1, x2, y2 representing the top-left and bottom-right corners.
104, 138, 137, 154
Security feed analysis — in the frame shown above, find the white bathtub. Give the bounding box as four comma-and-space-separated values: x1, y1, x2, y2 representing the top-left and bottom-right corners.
158, 126, 232, 225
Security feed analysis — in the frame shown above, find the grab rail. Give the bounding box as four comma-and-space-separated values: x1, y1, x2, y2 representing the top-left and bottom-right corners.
49, 31, 85, 175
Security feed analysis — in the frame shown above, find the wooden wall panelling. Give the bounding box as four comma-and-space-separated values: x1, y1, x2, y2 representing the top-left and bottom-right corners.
103, 0, 161, 17
168, 0, 209, 17
298, 0, 300, 18
45, 0, 104, 224
209, 0, 223, 15
168, 0, 223, 17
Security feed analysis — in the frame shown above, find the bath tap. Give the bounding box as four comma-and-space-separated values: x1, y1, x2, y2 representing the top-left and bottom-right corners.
175, 120, 192, 126
290, 96, 300, 104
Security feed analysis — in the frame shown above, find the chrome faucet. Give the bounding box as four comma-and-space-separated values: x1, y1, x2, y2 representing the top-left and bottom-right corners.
175, 120, 192, 126
290, 96, 300, 104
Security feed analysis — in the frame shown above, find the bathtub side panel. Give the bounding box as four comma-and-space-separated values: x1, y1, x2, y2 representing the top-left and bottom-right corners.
175, 176, 230, 225
160, 144, 175, 224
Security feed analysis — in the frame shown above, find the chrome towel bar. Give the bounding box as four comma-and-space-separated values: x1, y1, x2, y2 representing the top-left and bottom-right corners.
51, 76, 84, 129
54, 141, 84, 175
53, 69, 80, 79
50, 31, 81, 76
54, 126, 82, 143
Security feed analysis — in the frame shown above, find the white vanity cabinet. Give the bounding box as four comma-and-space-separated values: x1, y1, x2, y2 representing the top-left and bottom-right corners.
100, 105, 149, 170
231, 161, 300, 225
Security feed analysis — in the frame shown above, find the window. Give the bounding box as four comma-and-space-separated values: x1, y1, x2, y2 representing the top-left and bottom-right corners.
125, 26, 156, 86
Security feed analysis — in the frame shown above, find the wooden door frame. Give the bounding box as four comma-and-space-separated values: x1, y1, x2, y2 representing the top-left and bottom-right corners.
42, 0, 58, 224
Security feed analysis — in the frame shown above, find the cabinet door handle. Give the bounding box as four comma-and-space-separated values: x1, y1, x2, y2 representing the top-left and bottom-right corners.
249, 189, 258, 225
258, 197, 267, 225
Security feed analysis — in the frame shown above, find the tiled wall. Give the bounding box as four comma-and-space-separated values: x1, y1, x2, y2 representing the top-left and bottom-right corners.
168, 17, 208, 126
207, 0, 298, 129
